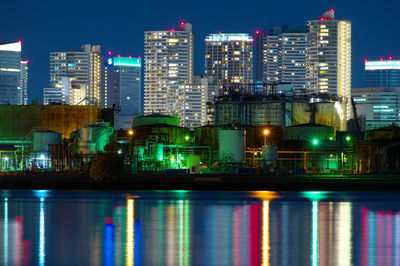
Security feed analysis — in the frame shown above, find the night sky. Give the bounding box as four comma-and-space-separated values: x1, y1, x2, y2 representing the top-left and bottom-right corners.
1, 0, 399, 102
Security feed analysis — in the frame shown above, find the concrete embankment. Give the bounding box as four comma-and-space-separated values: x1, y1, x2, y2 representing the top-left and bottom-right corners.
0, 173, 400, 191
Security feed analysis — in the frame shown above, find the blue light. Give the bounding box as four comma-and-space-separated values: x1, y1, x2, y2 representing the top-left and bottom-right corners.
34, 190, 50, 199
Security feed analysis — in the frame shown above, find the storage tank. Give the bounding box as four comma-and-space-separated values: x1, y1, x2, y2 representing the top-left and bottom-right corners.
154, 143, 164, 161
262, 145, 278, 166
33, 131, 61, 152
218, 129, 245, 163
79, 123, 113, 154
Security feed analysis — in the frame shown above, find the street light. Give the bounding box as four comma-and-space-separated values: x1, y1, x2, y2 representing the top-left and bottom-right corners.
345, 136, 351, 142
263, 129, 270, 146
128, 129, 134, 136
312, 139, 319, 146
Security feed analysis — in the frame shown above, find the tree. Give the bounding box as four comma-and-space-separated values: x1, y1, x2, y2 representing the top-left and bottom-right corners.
90, 152, 124, 181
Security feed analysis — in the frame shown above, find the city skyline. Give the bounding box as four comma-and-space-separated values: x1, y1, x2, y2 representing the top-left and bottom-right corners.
2, 0, 400, 101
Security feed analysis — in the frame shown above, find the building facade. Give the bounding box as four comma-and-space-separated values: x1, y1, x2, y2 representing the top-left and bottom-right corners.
0, 41, 28, 105
307, 9, 352, 128
365, 59, 400, 88
205, 33, 253, 95
144, 22, 193, 115
254, 26, 307, 93
102, 56, 142, 129
49, 44, 101, 105
353, 87, 400, 130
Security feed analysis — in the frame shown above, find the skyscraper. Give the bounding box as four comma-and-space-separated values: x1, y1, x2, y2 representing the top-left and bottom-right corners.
254, 26, 307, 93
102, 55, 142, 129
144, 22, 193, 115
307, 9, 352, 128
205, 33, 253, 95
49, 44, 101, 105
353, 87, 400, 129
0, 41, 23, 105
364, 58, 400, 87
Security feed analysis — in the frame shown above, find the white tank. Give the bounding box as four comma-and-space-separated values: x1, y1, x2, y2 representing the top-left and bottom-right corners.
262, 145, 278, 166
218, 129, 245, 163
33, 131, 61, 152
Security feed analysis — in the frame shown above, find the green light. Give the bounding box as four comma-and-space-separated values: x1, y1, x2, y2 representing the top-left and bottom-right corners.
345, 136, 351, 142
329, 136, 334, 141
312, 139, 319, 145
113, 57, 141, 67
301, 191, 328, 202
184, 135, 190, 142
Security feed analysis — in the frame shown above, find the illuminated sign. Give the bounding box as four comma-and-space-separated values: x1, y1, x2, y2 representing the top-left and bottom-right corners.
105, 57, 141, 67
365, 60, 400, 70
205, 33, 253, 42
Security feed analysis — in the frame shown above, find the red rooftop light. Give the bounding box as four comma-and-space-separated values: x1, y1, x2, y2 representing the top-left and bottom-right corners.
364, 58, 369, 63
17, 40, 22, 43
379, 57, 384, 61
255, 30, 261, 35
388, 56, 393, 60
180, 21, 185, 26
330, 8, 335, 12
107, 51, 112, 55
117, 54, 121, 57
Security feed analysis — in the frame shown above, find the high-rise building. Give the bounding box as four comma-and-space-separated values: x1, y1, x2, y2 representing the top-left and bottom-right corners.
144, 22, 194, 115
49, 44, 101, 105
167, 83, 207, 128
205, 33, 253, 95
364, 58, 400, 87
19, 59, 28, 105
0, 41, 24, 105
353, 87, 400, 130
254, 26, 307, 93
43, 77, 73, 105
307, 9, 352, 128
102, 55, 142, 129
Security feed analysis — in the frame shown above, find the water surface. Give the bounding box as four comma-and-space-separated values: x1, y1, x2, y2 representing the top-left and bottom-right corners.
0, 190, 399, 265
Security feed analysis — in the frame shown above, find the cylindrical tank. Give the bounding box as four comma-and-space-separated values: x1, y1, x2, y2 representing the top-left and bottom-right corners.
33, 131, 61, 152
218, 129, 245, 163
262, 145, 278, 166
155, 143, 163, 161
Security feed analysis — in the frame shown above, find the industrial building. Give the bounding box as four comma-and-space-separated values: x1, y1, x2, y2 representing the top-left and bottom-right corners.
209, 93, 343, 130
0, 105, 114, 171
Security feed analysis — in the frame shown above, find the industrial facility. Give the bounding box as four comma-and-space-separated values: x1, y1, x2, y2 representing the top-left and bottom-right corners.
0, 103, 398, 175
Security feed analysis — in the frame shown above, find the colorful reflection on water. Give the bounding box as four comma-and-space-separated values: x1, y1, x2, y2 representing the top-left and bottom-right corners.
0, 190, 400, 265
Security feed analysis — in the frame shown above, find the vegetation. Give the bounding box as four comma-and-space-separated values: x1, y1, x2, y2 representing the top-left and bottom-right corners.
90, 152, 124, 181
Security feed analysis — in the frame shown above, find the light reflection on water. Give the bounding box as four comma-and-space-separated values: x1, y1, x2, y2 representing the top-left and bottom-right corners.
0, 190, 400, 265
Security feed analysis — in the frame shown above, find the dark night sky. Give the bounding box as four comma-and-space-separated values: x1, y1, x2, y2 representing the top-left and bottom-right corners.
1, 0, 399, 102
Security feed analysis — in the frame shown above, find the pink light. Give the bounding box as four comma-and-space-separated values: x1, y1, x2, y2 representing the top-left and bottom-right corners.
138, 56, 142, 59
117, 54, 121, 57
255, 30, 261, 35
17, 40, 22, 43
364, 58, 369, 63
388, 56, 393, 60
330, 8, 335, 12
165, 29, 175, 32
128, 55, 132, 58
379, 57, 384, 61
180, 21, 185, 26
107, 51, 112, 55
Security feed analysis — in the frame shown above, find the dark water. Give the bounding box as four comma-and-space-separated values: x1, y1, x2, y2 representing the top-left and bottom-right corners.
0, 190, 399, 266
